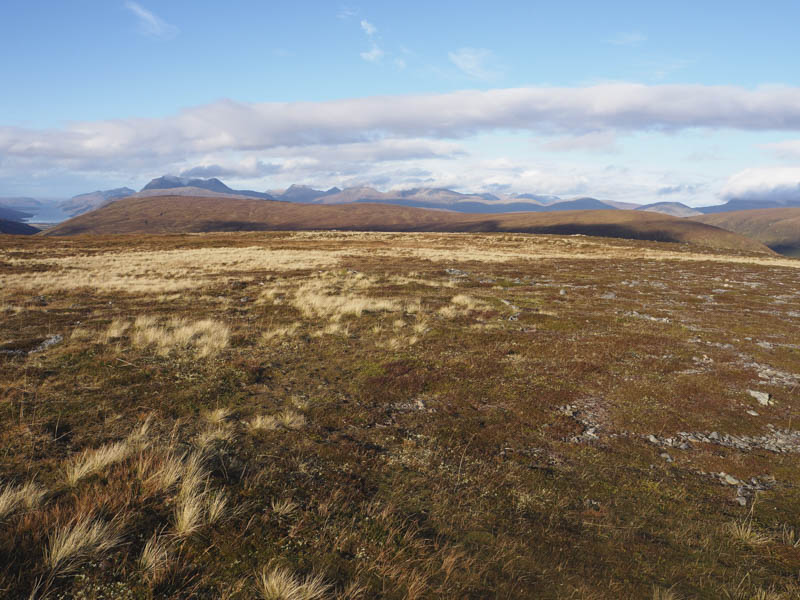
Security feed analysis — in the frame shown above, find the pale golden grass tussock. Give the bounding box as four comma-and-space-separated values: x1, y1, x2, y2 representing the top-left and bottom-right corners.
173, 492, 206, 538
194, 424, 235, 455
45, 515, 122, 575
652, 586, 682, 600
254, 565, 329, 600
276, 409, 306, 430
130, 316, 230, 358
725, 519, 772, 546
0, 481, 46, 522
127, 414, 154, 449
312, 321, 351, 338
104, 317, 130, 341
64, 440, 132, 487
781, 524, 800, 548
70, 326, 93, 341
412, 319, 429, 335
450, 294, 487, 311
205, 489, 230, 525
203, 407, 232, 425
291, 276, 401, 322
437, 305, 460, 319
143, 451, 186, 496
270, 497, 299, 517
261, 323, 299, 344
247, 414, 279, 432
138, 532, 173, 583
178, 453, 210, 499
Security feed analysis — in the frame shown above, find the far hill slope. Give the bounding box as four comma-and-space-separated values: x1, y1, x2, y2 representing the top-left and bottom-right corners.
60, 187, 136, 217
42, 194, 774, 254
692, 208, 800, 256
637, 202, 702, 217
0, 219, 40, 235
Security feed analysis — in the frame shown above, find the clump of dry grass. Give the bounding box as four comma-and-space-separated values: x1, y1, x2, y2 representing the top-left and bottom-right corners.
276, 409, 306, 430
450, 294, 487, 311
104, 318, 130, 340
178, 453, 210, 499
138, 532, 173, 583
247, 415, 279, 432
652, 587, 682, 600
261, 323, 299, 344
70, 327, 93, 341
173, 493, 206, 538
205, 489, 230, 525
45, 516, 121, 575
725, 519, 771, 546
781, 525, 800, 548
271, 498, 298, 517
130, 316, 230, 358
127, 415, 154, 449
64, 441, 132, 487
143, 451, 186, 495
254, 566, 329, 600
204, 407, 232, 425
291, 277, 400, 322
194, 424, 235, 455
0, 481, 46, 522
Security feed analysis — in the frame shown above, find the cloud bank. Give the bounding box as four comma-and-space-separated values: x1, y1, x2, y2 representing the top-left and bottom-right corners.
5, 84, 800, 169
4, 84, 800, 202
721, 167, 800, 203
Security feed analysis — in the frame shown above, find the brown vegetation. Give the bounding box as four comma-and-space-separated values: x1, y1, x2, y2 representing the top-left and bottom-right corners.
42, 193, 773, 253
1, 230, 799, 598
692, 207, 800, 256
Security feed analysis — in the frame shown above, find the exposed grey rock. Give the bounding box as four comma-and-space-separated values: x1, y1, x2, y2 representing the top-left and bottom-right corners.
748, 389, 774, 406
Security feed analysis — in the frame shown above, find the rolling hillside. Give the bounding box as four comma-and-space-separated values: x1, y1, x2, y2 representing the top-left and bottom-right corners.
42, 194, 773, 253
0, 219, 40, 235
693, 207, 800, 256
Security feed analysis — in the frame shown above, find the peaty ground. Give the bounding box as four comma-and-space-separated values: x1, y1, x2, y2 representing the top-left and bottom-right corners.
1, 231, 799, 599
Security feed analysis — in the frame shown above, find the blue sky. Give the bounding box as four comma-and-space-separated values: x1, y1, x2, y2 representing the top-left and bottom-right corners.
2, 0, 800, 205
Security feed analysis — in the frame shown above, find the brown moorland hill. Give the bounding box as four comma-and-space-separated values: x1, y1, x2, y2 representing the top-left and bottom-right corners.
43, 194, 774, 254
692, 207, 800, 257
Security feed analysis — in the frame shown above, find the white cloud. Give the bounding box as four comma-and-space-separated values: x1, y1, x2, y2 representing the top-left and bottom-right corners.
448, 48, 502, 80
541, 131, 619, 153
360, 44, 384, 63
721, 166, 800, 203
124, 2, 179, 39
606, 32, 647, 46
5, 84, 800, 180
360, 19, 377, 36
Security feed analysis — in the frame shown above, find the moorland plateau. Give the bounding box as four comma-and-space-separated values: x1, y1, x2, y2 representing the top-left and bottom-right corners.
1, 229, 799, 599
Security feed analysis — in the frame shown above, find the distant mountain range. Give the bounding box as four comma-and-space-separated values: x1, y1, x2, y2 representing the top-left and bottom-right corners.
3, 175, 800, 233
43, 193, 773, 255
